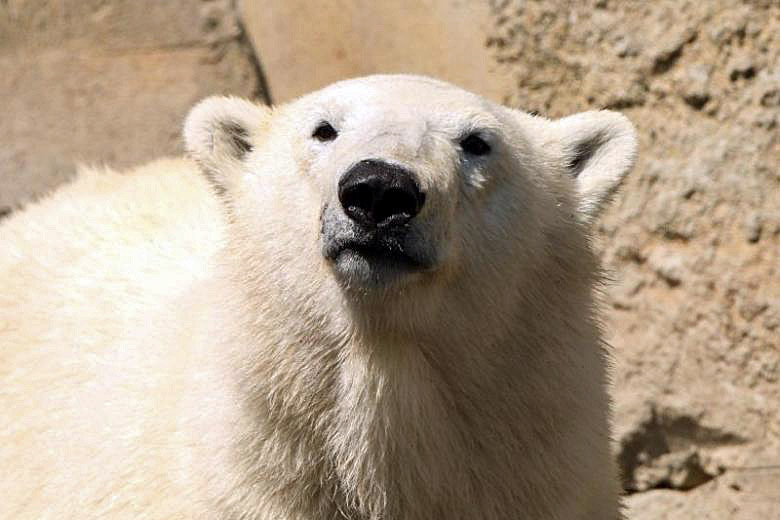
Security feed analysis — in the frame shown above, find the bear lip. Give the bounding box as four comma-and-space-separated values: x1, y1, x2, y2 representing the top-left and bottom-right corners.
320, 202, 435, 279
337, 241, 425, 270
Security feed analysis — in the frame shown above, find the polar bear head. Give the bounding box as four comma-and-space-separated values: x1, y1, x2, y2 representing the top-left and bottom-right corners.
182, 75, 635, 518
183, 75, 636, 329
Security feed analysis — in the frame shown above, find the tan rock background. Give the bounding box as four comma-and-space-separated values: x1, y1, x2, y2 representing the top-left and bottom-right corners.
2, 0, 778, 517
239, 0, 512, 103
0, 0, 265, 212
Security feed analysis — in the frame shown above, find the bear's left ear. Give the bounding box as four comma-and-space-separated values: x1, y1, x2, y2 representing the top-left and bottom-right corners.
550, 110, 638, 223
183, 96, 271, 190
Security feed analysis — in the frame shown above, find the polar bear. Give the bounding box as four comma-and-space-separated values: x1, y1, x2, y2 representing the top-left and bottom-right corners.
0, 75, 637, 519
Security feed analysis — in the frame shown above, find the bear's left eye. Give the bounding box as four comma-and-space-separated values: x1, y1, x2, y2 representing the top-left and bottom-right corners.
312, 121, 338, 142
460, 133, 491, 156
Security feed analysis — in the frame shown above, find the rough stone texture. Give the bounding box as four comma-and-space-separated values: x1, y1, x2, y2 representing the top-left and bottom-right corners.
482, 1, 780, 517
238, 0, 513, 103
0, 0, 264, 212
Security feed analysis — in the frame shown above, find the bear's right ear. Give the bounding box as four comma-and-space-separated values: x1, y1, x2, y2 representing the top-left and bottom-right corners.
183, 96, 271, 188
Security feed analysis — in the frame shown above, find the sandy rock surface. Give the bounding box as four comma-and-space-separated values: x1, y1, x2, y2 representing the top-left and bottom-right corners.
0, 0, 264, 212
238, 0, 513, 103
3, 0, 778, 517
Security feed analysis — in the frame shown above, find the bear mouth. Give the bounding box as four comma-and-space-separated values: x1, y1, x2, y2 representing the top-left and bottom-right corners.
324, 237, 432, 285
320, 203, 435, 285
336, 241, 425, 270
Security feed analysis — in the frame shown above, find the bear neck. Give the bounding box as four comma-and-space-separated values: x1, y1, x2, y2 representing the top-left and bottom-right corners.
215, 236, 612, 519
217, 281, 609, 519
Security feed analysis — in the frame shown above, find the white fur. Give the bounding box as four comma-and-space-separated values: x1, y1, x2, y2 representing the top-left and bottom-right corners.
0, 75, 637, 519
548, 111, 638, 221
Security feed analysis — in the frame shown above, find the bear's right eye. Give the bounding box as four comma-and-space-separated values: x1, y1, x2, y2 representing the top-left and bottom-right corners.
460, 133, 491, 156
312, 121, 338, 142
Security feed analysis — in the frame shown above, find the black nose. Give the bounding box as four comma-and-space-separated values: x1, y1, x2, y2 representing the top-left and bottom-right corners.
338, 159, 425, 228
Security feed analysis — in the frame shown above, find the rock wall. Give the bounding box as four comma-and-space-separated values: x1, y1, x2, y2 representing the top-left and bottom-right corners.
0, 0, 264, 212
239, 0, 512, 103
2, 1, 778, 517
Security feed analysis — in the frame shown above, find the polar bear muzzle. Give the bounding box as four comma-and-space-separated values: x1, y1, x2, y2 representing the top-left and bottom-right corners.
321, 159, 434, 285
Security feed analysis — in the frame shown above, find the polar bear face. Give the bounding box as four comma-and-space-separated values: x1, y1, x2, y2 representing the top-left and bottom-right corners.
184, 75, 636, 311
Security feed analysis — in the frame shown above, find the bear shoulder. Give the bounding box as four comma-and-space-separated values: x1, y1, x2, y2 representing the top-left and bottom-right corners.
0, 157, 226, 517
